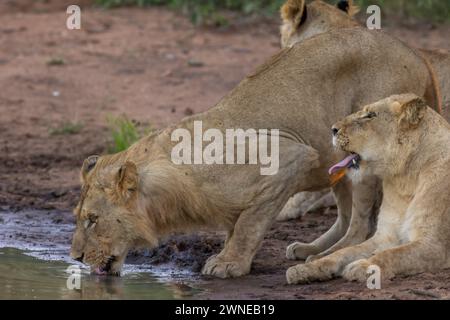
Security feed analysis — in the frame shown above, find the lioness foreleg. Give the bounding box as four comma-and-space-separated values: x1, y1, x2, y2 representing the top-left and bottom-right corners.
344, 199, 449, 282
286, 178, 352, 260
286, 233, 387, 284
343, 240, 447, 282
307, 176, 381, 262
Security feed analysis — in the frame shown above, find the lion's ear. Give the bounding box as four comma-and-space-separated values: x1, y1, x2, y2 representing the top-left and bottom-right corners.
116, 161, 138, 201
337, 0, 360, 17
397, 95, 427, 130
281, 0, 307, 30
81, 155, 99, 182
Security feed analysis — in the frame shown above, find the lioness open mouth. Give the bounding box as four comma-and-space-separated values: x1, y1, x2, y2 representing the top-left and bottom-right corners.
328, 153, 361, 175
93, 256, 118, 276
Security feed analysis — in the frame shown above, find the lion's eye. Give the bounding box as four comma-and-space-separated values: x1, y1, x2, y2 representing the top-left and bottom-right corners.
84, 214, 98, 229
363, 112, 377, 119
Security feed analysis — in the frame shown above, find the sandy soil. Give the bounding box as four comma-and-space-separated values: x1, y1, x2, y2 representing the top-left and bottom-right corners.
1, 1, 450, 300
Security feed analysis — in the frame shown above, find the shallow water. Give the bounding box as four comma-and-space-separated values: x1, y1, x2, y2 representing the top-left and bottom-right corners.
0, 248, 198, 299
0, 211, 200, 300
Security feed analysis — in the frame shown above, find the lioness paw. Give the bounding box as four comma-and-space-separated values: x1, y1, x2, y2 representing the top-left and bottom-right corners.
342, 259, 371, 283
306, 249, 337, 262
305, 253, 323, 263
201, 255, 250, 279
286, 242, 320, 260
286, 262, 332, 285
286, 264, 311, 284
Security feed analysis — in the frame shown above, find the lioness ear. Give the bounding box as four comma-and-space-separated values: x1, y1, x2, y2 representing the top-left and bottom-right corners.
81, 155, 99, 182
281, 0, 307, 30
337, 0, 360, 17
397, 95, 427, 129
116, 161, 138, 201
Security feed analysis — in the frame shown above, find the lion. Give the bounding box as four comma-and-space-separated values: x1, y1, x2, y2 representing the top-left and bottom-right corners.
286, 93, 450, 284
70, 27, 438, 278
278, 0, 450, 262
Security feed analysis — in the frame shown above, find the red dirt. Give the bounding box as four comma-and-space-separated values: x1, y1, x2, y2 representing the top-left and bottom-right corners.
1, 1, 450, 300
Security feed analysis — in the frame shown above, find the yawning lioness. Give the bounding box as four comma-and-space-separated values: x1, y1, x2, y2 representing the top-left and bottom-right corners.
287, 94, 450, 284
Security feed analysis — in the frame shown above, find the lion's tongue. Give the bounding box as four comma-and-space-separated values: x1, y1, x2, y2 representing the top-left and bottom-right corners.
328, 154, 359, 175
93, 267, 107, 275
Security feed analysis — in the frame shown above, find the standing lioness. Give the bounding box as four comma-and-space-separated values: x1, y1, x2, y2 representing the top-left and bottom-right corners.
287, 94, 450, 284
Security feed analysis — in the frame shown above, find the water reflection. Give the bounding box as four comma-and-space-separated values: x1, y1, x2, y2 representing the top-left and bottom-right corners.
0, 248, 196, 300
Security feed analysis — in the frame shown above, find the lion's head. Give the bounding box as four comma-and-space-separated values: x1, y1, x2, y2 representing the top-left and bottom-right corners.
70, 154, 152, 276
70, 149, 220, 276
330, 94, 428, 177
280, 0, 359, 48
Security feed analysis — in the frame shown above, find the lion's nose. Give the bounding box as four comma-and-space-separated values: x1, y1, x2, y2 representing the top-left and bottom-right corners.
332, 127, 339, 136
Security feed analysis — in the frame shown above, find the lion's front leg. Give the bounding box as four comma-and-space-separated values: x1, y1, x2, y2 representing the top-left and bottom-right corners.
201, 254, 251, 279
201, 221, 253, 279
201, 205, 274, 278
203, 141, 322, 278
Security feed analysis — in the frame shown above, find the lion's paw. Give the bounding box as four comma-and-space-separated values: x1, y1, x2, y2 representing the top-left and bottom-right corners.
201, 255, 250, 279
342, 259, 371, 283
286, 242, 320, 260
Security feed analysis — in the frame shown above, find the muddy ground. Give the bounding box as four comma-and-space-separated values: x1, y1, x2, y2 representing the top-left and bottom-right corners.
1, 1, 450, 300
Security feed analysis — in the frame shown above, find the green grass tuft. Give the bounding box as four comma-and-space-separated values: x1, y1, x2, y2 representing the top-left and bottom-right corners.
47, 57, 65, 66
49, 121, 83, 135
107, 115, 151, 153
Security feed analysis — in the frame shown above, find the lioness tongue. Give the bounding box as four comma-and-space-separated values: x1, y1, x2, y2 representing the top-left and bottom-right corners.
328, 154, 359, 175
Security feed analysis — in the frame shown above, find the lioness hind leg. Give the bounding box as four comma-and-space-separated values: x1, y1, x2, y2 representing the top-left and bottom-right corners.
202, 142, 321, 278
286, 178, 352, 260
